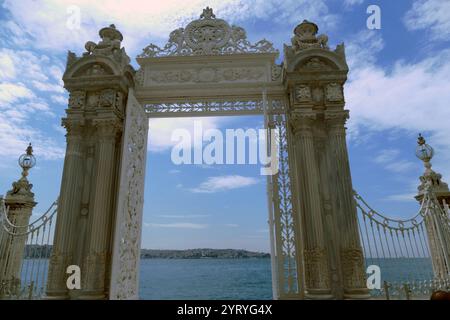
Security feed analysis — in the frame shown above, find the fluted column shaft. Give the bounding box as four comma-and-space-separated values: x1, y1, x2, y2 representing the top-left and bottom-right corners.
79, 119, 121, 299
326, 112, 369, 299
46, 120, 85, 299
291, 113, 332, 299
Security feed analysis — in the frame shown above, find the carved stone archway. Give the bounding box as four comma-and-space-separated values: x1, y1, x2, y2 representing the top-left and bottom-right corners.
46, 8, 369, 300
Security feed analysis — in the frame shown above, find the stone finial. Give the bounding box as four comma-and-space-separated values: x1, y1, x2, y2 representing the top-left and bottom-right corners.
291, 19, 329, 51
200, 7, 216, 19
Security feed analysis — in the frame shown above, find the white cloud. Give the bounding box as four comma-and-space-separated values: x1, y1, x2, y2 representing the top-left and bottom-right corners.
31, 80, 64, 93
50, 95, 68, 105
0, 118, 65, 160
0, 83, 35, 104
0, 48, 66, 160
144, 222, 208, 229
225, 223, 239, 227
343, 0, 365, 7
190, 175, 259, 193
404, 0, 450, 41
383, 193, 417, 202
345, 30, 384, 71
2, 0, 338, 56
0, 51, 16, 79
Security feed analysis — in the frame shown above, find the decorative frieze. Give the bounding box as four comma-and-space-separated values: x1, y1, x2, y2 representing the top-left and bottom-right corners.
147, 67, 265, 84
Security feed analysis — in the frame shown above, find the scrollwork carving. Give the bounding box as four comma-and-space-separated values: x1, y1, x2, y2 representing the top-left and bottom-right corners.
138, 7, 277, 57
109, 90, 148, 300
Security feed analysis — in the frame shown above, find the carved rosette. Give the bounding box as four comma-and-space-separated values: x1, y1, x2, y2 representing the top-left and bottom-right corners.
294, 84, 312, 102
68, 91, 86, 109
340, 248, 367, 290
304, 247, 330, 289
325, 83, 344, 103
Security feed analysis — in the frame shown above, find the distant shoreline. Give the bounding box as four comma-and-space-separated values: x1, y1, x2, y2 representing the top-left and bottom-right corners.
23, 245, 270, 259
140, 248, 270, 259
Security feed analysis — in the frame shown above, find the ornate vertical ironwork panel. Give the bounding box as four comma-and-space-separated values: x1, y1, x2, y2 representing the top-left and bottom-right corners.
109, 89, 148, 300
269, 114, 302, 298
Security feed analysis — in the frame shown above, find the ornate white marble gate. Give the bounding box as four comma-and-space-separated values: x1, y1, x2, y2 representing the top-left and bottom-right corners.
47, 7, 369, 300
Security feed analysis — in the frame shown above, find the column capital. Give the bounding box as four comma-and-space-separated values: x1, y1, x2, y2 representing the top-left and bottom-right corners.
324, 110, 349, 127
93, 118, 123, 139
290, 110, 316, 135
62, 118, 85, 137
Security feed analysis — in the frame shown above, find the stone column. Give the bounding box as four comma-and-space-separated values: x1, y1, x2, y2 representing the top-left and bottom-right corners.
78, 118, 121, 299
325, 110, 369, 299
46, 119, 85, 299
46, 24, 134, 300
290, 111, 332, 299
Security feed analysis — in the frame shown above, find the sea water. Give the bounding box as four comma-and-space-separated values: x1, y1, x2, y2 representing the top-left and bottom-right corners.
138, 257, 435, 299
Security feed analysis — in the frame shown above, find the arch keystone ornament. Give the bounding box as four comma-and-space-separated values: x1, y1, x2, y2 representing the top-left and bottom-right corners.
48, 8, 369, 300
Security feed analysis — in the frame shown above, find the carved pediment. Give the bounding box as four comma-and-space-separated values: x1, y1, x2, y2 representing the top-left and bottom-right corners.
72, 63, 114, 77
297, 57, 335, 71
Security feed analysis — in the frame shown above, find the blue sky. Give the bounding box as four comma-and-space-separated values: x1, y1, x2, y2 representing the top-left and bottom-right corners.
1, 0, 450, 252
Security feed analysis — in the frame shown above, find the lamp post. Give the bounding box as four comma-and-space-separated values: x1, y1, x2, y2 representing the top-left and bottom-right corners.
18, 143, 36, 180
